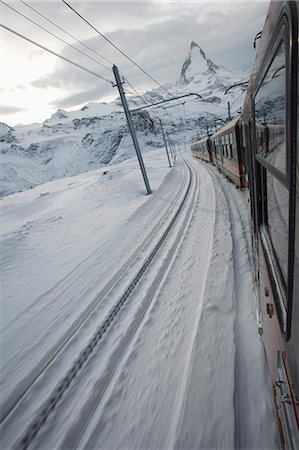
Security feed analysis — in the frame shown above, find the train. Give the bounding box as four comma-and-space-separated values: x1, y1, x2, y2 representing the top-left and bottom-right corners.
191, 1, 298, 448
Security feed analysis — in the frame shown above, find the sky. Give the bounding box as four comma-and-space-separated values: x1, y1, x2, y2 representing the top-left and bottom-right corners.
1, 0, 270, 126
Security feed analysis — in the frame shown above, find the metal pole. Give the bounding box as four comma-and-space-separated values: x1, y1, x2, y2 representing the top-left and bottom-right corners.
159, 119, 172, 167
228, 101, 231, 120
113, 65, 151, 195
206, 120, 209, 136
166, 133, 174, 159
169, 138, 175, 159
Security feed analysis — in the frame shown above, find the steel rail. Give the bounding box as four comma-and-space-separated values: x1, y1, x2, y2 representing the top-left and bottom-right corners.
17, 160, 194, 449
0, 165, 190, 427
69, 158, 200, 449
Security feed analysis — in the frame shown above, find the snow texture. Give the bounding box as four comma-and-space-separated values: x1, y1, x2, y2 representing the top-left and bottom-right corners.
0, 42, 277, 450
0, 152, 278, 449
0, 42, 245, 197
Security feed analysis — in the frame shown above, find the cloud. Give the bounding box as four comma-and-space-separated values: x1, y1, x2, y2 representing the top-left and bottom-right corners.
2, 0, 271, 124
31, 77, 63, 89
50, 86, 112, 109
1, 105, 27, 115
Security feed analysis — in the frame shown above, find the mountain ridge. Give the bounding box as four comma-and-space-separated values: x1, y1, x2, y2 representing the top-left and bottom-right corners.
0, 41, 245, 196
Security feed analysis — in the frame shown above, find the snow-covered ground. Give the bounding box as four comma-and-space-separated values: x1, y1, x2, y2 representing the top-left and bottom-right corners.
0, 149, 278, 449
1, 41, 245, 198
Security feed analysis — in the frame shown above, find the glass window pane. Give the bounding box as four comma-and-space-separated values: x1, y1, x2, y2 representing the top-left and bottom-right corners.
267, 171, 289, 281
255, 41, 286, 174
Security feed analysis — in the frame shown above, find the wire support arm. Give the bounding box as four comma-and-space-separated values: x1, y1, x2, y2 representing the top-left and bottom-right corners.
130, 93, 202, 112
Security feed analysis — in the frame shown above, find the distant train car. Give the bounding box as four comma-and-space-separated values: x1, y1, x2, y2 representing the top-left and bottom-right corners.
192, 117, 247, 188
210, 117, 246, 188
190, 135, 212, 163
241, 1, 299, 448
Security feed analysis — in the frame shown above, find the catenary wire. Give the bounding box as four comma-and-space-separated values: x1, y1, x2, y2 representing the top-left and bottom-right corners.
0, 24, 113, 84
1, 0, 112, 73
10, 0, 163, 114
14, 0, 154, 110
3, 1, 171, 129
19, 0, 115, 67
61, 0, 183, 106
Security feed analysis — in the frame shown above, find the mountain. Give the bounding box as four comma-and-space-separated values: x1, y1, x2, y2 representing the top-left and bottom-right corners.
0, 41, 245, 197
0, 106, 163, 196
177, 41, 238, 90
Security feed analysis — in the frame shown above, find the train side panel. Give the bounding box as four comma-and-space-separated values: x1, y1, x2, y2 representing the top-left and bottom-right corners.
243, 1, 299, 447
210, 118, 246, 188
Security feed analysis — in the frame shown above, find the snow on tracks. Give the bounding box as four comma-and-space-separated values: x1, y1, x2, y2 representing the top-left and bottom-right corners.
174, 163, 277, 450
74, 157, 217, 450
1, 158, 194, 448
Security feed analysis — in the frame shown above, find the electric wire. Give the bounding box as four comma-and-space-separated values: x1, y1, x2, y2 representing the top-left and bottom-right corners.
7, 0, 163, 116
1, 0, 112, 73
12, 0, 153, 111
19, 0, 115, 67
61, 0, 183, 106
3, 0, 175, 135
0, 24, 113, 84
229, 91, 245, 113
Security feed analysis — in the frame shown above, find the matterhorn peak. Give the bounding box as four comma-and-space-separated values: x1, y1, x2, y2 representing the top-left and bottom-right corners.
190, 40, 199, 49
190, 41, 207, 60
177, 41, 221, 86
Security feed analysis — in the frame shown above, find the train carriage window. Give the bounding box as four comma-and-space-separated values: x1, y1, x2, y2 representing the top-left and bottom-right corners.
255, 41, 286, 173
254, 39, 289, 327
266, 171, 289, 281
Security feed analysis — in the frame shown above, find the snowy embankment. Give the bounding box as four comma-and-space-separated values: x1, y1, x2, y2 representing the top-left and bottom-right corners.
0, 148, 173, 412
1, 151, 278, 449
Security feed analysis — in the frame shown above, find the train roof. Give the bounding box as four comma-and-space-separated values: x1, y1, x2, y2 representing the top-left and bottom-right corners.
210, 116, 240, 139
192, 135, 209, 145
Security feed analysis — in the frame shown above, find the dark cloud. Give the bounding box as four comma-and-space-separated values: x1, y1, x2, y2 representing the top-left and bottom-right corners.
50, 86, 110, 108
2, 1, 271, 122
39, 0, 269, 112
1, 105, 27, 114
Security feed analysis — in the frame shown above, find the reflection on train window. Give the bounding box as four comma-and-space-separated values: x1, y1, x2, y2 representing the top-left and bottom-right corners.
266, 170, 289, 282
255, 41, 286, 174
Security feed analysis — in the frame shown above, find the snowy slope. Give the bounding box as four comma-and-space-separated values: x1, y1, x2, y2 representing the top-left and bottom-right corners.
0, 42, 245, 197
0, 152, 278, 449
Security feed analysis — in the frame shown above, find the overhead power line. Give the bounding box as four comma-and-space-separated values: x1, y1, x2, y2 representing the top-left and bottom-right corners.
19, 0, 115, 68
7, 0, 166, 114
61, 0, 183, 105
19, 0, 160, 114
0, 24, 113, 84
131, 93, 202, 112
1, 0, 111, 73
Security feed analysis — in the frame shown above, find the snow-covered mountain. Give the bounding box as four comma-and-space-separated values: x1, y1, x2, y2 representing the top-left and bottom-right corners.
178, 41, 238, 90
0, 41, 245, 197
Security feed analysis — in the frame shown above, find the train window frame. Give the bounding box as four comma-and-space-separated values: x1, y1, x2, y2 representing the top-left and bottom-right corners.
253, 16, 297, 340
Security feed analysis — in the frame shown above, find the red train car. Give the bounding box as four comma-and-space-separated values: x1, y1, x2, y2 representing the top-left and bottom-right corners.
190, 135, 212, 163
210, 117, 246, 188
241, 1, 298, 447
191, 117, 247, 188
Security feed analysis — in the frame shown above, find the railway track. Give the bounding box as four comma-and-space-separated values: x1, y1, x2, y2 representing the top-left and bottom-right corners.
1, 157, 201, 449
0, 163, 189, 425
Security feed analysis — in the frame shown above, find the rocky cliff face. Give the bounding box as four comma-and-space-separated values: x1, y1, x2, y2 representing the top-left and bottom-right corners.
178, 41, 220, 85
1, 41, 245, 196
176, 41, 240, 99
